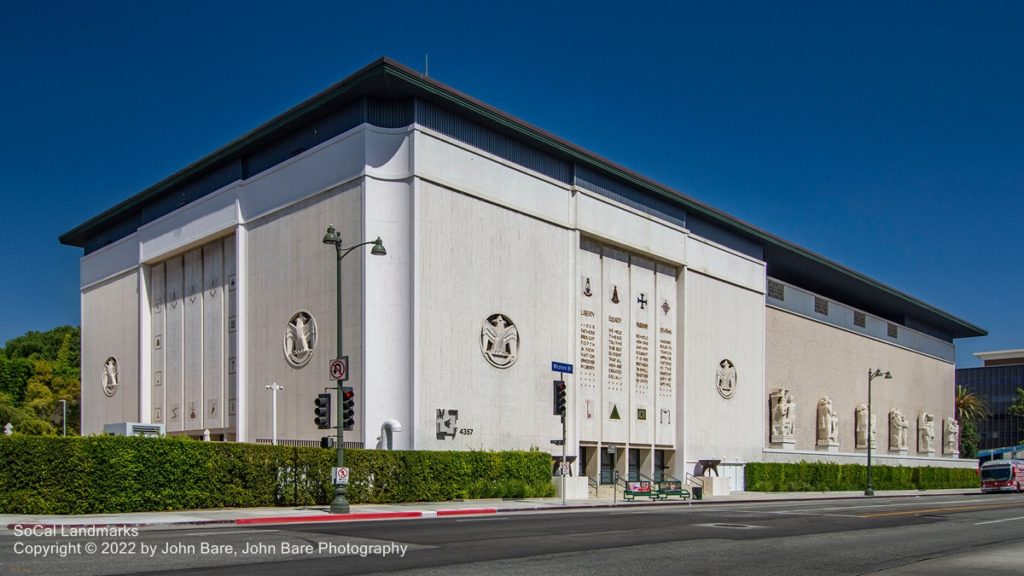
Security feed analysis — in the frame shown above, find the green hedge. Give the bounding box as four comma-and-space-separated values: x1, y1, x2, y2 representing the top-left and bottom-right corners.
0, 436, 554, 514
745, 461, 979, 491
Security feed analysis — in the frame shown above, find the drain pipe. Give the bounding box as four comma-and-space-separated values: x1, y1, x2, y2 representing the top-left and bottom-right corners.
375, 419, 404, 450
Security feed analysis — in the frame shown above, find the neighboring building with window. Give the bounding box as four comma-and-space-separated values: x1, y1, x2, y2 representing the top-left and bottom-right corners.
957, 350, 1024, 451
61, 58, 984, 491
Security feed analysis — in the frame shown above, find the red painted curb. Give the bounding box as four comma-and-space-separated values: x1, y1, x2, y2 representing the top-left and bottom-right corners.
235, 511, 424, 525
6, 520, 234, 531
436, 508, 498, 516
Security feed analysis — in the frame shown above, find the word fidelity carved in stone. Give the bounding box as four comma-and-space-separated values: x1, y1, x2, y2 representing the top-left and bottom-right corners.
481, 314, 519, 368
283, 311, 317, 368
102, 357, 119, 397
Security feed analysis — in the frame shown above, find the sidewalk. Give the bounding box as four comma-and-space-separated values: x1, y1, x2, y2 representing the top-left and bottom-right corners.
1, 488, 978, 531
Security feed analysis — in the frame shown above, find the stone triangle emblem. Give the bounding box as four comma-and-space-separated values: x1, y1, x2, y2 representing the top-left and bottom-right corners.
611, 286, 620, 304
610, 404, 621, 420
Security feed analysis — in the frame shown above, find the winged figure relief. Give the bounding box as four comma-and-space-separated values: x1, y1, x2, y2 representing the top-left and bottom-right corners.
481, 314, 518, 367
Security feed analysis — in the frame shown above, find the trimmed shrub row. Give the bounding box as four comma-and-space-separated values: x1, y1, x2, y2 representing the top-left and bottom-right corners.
745, 461, 978, 492
0, 436, 554, 514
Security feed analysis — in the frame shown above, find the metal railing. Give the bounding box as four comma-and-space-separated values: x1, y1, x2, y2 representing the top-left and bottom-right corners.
685, 472, 706, 488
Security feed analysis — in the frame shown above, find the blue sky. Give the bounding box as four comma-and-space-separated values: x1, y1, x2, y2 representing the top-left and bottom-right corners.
0, 1, 1020, 367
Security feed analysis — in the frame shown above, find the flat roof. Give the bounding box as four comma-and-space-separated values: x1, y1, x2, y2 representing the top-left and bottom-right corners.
974, 350, 1024, 361
60, 57, 986, 341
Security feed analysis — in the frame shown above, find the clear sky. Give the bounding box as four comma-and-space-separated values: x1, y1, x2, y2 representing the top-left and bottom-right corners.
1, 1, 1020, 367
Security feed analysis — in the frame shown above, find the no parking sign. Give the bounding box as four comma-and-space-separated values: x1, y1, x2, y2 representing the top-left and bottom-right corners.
332, 466, 350, 485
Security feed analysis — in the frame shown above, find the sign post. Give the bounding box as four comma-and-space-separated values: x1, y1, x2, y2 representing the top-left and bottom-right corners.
552, 361, 573, 505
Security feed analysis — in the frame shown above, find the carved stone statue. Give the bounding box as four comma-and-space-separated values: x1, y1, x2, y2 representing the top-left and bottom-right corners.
889, 409, 909, 450
102, 357, 119, 397
918, 413, 935, 453
770, 389, 796, 443
817, 397, 839, 447
481, 314, 520, 368
855, 404, 877, 449
283, 311, 317, 368
716, 359, 737, 399
944, 417, 960, 455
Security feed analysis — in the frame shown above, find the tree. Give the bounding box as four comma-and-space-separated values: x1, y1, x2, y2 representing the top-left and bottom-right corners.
956, 386, 990, 458
1009, 388, 1024, 419
0, 326, 81, 435
960, 419, 980, 460
956, 386, 990, 423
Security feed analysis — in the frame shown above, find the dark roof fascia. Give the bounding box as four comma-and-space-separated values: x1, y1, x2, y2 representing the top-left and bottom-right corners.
58, 58, 396, 248
379, 61, 986, 340
59, 57, 986, 339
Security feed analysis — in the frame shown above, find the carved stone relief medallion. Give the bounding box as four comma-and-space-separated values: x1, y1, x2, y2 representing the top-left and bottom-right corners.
283, 310, 317, 368
102, 356, 119, 397
716, 359, 737, 399
481, 314, 519, 368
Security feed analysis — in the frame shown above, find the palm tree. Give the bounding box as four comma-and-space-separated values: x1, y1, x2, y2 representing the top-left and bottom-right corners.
956, 385, 989, 423
957, 386, 989, 458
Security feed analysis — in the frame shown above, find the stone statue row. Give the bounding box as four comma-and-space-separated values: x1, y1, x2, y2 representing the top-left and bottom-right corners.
769, 389, 960, 455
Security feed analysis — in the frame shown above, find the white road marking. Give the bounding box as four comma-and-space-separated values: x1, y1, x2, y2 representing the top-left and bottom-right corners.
975, 515, 1024, 526
183, 529, 279, 536
800, 499, 982, 512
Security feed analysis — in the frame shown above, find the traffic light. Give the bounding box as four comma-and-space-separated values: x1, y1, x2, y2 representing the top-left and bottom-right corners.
342, 387, 355, 431
553, 380, 567, 416
314, 393, 331, 429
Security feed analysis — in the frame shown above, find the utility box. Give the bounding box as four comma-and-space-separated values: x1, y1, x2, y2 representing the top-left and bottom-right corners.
103, 422, 165, 437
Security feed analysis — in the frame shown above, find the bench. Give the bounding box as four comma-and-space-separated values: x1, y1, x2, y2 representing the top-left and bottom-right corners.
654, 480, 691, 500
623, 481, 653, 501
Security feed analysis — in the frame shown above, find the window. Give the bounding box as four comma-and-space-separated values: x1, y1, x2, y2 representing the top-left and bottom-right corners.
814, 297, 829, 315
767, 279, 785, 301
887, 323, 898, 338
854, 311, 866, 328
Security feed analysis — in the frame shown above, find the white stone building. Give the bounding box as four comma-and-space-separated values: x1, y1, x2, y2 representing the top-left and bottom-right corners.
61, 58, 984, 489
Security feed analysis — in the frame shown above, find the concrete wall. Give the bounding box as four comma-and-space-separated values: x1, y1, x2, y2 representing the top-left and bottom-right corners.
147, 236, 234, 436
363, 128, 415, 450
765, 306, 956, 459
681, 248, 767, 471
415, 179, 574, 451
81, 270, 139, 434
244, 179, 363, 444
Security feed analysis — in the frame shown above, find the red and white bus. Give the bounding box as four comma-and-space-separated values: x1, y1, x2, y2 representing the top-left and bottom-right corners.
980, 459, 1024, 493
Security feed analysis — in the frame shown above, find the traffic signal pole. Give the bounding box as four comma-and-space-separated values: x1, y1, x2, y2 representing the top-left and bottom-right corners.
560, 373, 567, 506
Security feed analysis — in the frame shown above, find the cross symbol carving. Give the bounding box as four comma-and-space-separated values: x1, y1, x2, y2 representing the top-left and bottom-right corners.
637, 293, 648, 309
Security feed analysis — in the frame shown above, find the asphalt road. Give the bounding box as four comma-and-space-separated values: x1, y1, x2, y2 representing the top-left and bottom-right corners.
4, 494, 1024, 576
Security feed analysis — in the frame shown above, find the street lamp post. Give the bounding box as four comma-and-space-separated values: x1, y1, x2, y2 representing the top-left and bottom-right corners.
322, 225, 386, 514
266, 382, 284, 445
58, 399, 67, 437
865, 368, 892, 496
